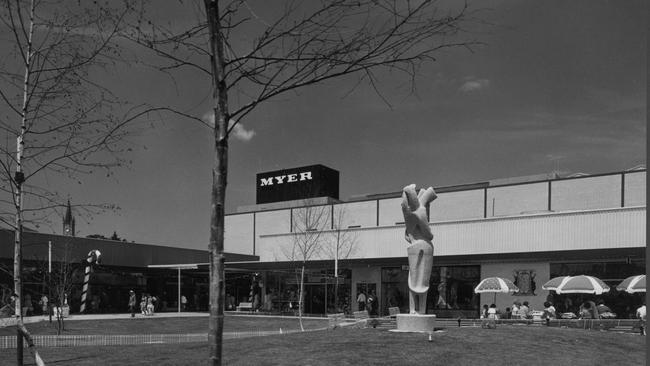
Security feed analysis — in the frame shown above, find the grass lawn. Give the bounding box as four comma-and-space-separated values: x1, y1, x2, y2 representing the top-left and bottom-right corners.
0, 317, 645, 366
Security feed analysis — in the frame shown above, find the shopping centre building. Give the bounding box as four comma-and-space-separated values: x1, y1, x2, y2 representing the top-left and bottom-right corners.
222, 164, 646, 318
0, 164, 645, 318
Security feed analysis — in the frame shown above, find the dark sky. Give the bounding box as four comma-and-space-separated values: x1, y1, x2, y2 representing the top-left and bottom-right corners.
20, 0, 647, 249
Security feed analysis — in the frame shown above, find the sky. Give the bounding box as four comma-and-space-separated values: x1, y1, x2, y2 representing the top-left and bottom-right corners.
9, 0, 647, 250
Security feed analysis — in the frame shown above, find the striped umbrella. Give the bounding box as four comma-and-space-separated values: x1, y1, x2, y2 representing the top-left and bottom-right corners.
474, 277, 519, 303
542, 276, 571, 292
616, 275, 645, 294
554, 275, 609, 295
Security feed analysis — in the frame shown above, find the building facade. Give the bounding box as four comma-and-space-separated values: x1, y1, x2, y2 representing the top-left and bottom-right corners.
223, 167, 646, 318
0, 229, 255, 316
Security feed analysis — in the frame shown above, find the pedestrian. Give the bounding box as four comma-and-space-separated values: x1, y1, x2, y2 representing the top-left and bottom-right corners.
24, 294, 33, 316
356, 291, 366, 311
147, 295, 155, 315
128, 290, 137, 317
140, 294, 147, 315
39, 294, 48, 315
181, 295, 188, 311
366, 290, 377, 316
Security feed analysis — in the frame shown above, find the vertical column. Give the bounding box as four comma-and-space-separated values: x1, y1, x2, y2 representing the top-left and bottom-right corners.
178, 268, 181, 313
621, 173, 625, 207
483, 188, 488, 218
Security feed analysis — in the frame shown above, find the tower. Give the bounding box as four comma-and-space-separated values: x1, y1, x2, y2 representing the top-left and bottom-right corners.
63, 200, 75, 236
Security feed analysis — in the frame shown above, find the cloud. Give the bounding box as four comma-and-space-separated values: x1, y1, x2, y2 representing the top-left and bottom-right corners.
229, 120, 256, 142
459, 78, 490, 92
202, 111, 256, 142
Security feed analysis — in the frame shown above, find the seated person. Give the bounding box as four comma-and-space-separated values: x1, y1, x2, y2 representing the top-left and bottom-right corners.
579, 301, 598, 319
542, 301, 557, 319
518, 301, 531, 319
485, 303, 499, 329
596, 301, 616, 318
636, 303, 646, 335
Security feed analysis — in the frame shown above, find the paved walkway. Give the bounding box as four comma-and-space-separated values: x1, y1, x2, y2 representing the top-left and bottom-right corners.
0, 311, 209, 328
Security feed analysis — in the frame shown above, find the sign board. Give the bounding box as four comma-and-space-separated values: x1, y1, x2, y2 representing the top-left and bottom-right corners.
256, 164, 339, 204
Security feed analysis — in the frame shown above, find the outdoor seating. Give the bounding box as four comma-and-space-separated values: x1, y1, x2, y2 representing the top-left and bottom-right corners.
236, 302, 253, 312
353, 310, 369, 328
388, 307, 400, 318
327, 313, 346, 329
530, 311, 544, 324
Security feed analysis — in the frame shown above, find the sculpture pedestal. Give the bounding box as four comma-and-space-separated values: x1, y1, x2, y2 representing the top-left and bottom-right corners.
394, 314, 436, 333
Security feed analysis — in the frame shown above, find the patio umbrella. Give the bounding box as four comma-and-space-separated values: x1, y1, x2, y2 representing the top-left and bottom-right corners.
616, 275, 645, 294
542, 276, 571, 292
554, 275, 610, 295
474, 277, 519, 304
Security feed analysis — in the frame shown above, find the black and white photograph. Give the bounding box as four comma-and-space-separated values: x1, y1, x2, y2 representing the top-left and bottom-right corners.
0, 0, 645, 365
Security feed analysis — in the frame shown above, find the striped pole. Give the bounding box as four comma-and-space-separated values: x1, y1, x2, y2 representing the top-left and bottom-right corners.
79, 250, 101, 313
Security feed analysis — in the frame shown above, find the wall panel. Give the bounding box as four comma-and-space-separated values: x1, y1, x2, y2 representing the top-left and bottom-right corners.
333, 201, 377, 228
224, 213, 254, 255
551, 175, 621, 211
378, 198, 402, 226
255, 210, 291, 236
486, 182, 548, 217
624, 171, 646, 207
431, 189, 484, 222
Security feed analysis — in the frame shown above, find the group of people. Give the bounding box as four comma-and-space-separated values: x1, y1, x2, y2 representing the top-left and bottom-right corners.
127, 290, 158, 317
482, 299, 645, 325
356, 290, 378, 316
481, 301, 555, 321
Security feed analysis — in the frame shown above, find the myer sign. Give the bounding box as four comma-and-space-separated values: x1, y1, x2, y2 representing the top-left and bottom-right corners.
259, 171, 312, 186
256, 165, 339, 204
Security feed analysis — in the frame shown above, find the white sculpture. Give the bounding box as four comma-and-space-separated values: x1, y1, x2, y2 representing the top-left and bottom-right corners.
401, 184, 437, 315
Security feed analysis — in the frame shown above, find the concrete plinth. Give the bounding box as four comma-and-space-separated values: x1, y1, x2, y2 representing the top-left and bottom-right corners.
394, 314, 436, 333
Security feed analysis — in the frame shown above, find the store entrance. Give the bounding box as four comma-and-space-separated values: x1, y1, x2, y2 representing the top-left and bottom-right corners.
304, 284, 326, 314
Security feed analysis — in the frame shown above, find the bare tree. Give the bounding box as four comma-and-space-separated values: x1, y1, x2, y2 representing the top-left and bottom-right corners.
324, 206, 358, 313
37, 241, 77, 335
280, 204, 330, 331
127, 1, 481, 364
0, 1, 139, 364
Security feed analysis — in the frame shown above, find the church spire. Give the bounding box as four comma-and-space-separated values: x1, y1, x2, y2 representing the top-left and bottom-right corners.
63, 200, 75, 236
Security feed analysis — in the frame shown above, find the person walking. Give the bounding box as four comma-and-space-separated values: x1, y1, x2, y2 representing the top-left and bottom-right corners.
140, 294, 147, 315
128, 290, 137, 317
146, 295, 155, 315
356, 291, 366, 311
39, 294, 49, 315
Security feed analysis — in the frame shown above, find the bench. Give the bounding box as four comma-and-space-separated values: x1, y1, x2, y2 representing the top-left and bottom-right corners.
388, 307, 400, 318
353, 310, 370, 328
353, 310, 369, 320
236, 302, 253, 312
327, 313, 346, 329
